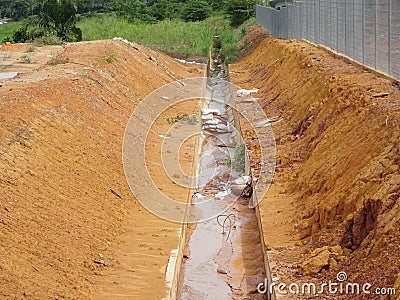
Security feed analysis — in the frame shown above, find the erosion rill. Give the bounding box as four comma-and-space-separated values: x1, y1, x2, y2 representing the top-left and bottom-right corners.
177, 34, 268, 299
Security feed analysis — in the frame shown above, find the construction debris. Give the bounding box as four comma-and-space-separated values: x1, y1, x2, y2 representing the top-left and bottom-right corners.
230, 176, 252, 196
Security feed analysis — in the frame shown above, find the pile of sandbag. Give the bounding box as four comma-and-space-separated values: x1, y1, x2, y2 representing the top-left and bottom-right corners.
201, 108, 232, 134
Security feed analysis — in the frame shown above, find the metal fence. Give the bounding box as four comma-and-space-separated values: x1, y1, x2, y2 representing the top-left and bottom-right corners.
255, 1, 400, 78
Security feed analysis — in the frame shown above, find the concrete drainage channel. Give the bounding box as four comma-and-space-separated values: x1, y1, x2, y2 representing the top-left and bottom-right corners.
171, 34, 274, 300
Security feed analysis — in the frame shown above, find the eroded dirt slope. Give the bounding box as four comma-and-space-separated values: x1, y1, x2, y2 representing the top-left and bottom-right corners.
231, 36, 400, 298
0, 40, 202, 299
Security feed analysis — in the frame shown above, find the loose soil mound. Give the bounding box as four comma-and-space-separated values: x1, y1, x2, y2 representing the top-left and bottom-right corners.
0, 40, 202, 299
231, 37, 400, 298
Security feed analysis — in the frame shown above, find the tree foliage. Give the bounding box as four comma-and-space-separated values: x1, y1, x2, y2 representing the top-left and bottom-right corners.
224, 0, 259, 27
37, 0, 82, 41
0, 0, 260, 26
1, 0, 260, 45
182, 0, 211, 22
109, 0, 155, 23
0, 0, 111, 19
0, 0, 30, 20
151, 0, 183, 21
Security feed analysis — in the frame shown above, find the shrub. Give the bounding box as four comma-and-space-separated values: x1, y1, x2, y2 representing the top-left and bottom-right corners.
33, 35, 64, 46
49, 56, 69, 65
98, 53, 118, 64
28, 27, 48, 40
110, 0, 156, 23
13, 26, 30, 43
2, 36, 13, 44
182, 0, 211, 22
20, 55, 31, 63
232, 143, 246, 174
151, 0, 184, 21
38, 0, 82, 41
25, 45, 36, 53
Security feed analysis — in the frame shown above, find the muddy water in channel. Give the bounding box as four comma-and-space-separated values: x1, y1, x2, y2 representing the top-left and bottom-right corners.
177, 73, 267, 299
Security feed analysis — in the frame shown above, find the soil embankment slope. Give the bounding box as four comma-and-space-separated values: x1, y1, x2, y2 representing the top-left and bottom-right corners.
0, 40, 202, 299
231, 36, 400, 298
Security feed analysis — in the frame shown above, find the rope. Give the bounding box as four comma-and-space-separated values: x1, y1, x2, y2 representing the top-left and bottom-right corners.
217, 214, 236, 240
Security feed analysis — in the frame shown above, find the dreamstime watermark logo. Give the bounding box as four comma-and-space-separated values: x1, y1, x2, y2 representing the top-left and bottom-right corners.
257, 272, 397, 296
122, 77, 276, 223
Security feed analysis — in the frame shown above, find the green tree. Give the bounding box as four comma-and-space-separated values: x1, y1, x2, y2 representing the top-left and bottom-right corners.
206, 0, 224, 10
38, 0, 82, 41
182, 0, 211, 22
224, 0, 258, 27
75, 0, 94, 13
75, 0, 112, 13
151, 0, 183, 20
1, 0, 29, 20
109, 0, 155, 23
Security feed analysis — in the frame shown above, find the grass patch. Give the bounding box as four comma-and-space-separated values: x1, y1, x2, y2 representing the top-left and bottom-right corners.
49, 56, 69, 65
219, 17, 258, 64
33, 35, 64, 46
81, 73, 101, 84
20, 54, 31, 63
98, 52, 117, 64
167, 113, 198, 125
232, 143, 246, 174
77, 14, 254, 60
182, 114, 198, 125
0, 21, 22, 42
25, 45, 36, 53
78, 14, 215, 56
1, 14, 257, 64
223, 143, 246, 174
1, 64, 14, 70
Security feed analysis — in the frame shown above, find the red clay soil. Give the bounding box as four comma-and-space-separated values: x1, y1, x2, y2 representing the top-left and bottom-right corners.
0, 40, 202, 299
2, 28, 400, 300
237, 26, 270, 59
231, 33, 400, 299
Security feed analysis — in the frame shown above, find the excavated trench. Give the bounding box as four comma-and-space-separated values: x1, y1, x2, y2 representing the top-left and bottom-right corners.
177, 36, 267, 300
